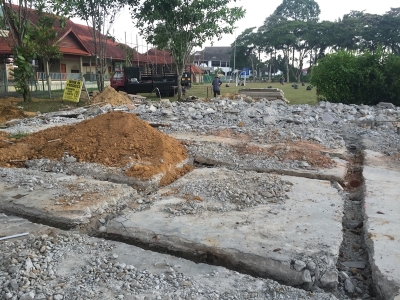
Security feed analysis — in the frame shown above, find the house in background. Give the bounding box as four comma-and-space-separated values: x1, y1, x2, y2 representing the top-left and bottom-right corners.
0, 4, 180, 86
191, 46, 232, 76
185, 64, 203, 83
0, 6, 127, 83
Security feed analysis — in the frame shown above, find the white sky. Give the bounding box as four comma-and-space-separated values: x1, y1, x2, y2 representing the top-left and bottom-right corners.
76, 0, 399, 51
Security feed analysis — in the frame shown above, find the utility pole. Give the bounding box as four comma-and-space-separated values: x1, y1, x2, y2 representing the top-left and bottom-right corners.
233, 30, 236, 81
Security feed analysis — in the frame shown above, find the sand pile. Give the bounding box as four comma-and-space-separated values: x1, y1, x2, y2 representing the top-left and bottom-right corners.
91, 86, 133, 106
0, 111, 190, 183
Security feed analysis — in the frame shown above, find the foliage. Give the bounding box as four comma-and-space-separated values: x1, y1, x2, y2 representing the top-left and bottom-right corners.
52, 0, 129, 92
8, 132, 31, 139
274, 0, 320, 22
0, 0, 62, 101
1, 0, 34, 102
130, 0, 245, 100
230, 27, 256, 70
30, 3, 64, 98
310, 49, 400, 105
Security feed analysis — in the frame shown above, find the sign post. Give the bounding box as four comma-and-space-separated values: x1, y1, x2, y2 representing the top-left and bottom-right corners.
62, 79, 83, 103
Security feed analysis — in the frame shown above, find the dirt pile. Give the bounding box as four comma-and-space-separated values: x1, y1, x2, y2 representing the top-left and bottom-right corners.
91, 86, 133, 106
0, 104, 36, 125
0, 111, 189, 183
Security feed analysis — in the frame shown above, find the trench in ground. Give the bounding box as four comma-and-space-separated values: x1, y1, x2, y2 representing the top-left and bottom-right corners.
335, 134, 379, 299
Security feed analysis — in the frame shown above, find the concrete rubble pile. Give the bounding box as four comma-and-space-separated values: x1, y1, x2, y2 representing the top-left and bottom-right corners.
0, 93, 399, 300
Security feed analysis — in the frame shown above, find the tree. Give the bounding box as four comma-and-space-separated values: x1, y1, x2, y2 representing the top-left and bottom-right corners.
265, 0, 321, 82
258, 14, 281, 81
131, 0, 245, 100
31, 2, 63, 98
274, 0, 320, 22
53, 0, 128, 92
230, 27, 263, 80
1, 0, 34, 102
376, 8, 400, 54
304, 21, 332, 67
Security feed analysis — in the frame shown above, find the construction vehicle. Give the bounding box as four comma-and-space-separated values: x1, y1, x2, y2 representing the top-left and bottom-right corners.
110, 66, 191, 97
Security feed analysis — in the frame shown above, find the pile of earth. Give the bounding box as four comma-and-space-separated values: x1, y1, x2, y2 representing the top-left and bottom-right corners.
0, 103, 36, 125
90, 85, 134, 106
0, 111, 190, 184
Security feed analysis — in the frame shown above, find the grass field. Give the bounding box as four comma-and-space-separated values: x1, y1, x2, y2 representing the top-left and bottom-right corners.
183, 82, 318, 106
7, 81, 318, 114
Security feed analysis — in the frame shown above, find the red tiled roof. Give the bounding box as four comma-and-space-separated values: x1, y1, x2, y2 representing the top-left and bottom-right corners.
59, 47, 90, 56
0, 4, 136, 61
1, 5, 186, 66
186, 64, 203, 74
141, 48, 174, 65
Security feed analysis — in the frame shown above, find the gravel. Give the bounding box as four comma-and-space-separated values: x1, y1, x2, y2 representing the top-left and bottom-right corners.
0, 232, 340, 300
2, 96, 399, 300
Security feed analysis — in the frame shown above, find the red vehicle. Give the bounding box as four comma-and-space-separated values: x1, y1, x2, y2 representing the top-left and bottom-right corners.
110, 66, 191, 97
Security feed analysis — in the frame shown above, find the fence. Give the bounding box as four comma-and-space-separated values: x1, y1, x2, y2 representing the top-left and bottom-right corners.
0, 72, 110, 95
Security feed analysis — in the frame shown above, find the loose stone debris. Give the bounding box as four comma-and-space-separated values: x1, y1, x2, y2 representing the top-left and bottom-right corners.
1, 86, 400, 300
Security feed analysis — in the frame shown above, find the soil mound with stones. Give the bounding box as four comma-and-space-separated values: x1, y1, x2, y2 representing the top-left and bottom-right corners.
0, 104, 36, 125
90, 85, 133, 106
0, 111, 189, 182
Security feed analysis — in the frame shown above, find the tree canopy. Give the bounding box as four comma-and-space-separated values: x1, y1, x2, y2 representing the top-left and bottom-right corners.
52, 0, 129, 91
130, 0, 245, 99
0, 0, 62, 101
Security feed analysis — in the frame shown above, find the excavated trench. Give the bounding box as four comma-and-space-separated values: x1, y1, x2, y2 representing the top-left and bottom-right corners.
335, 134, 379, 299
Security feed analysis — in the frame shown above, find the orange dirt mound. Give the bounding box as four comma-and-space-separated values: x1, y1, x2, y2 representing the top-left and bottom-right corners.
0, 111, 189, 180
0, 104, 34, 125
91, 85, 133, 106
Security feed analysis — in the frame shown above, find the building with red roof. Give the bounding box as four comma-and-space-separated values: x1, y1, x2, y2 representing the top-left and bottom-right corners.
0, 4, 181, 81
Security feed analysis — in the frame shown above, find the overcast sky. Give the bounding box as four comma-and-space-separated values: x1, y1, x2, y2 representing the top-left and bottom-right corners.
97, 0, 399, 50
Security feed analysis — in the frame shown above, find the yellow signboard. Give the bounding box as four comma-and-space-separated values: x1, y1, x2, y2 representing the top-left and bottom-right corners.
63, 79, 83, 103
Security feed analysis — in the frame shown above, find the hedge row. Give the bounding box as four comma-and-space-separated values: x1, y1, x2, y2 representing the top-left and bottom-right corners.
310, 49, 400, 106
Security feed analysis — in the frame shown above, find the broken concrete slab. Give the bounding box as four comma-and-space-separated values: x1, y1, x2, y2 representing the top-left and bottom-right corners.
193, 154, 346, 183
106, 167, 344, 289
169, 132, 347, 183
0, 225, 338, 300
0, 168, 138, 227
24, 158, 190, 192
238, 88, 287, 102
363, 150, 400, 300
0, 213, 56, 239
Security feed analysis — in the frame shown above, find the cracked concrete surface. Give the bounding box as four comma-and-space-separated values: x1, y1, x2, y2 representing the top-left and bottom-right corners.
106, 168, 344, 288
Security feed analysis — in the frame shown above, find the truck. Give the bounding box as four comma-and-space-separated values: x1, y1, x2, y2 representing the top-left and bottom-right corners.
110, 66, 191, 97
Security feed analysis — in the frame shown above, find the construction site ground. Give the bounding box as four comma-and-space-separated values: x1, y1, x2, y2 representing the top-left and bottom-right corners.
0, 87, 399, 300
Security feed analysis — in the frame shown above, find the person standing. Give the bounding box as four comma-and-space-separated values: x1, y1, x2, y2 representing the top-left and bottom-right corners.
212, 74, 222, 97
279, 75, 285, 85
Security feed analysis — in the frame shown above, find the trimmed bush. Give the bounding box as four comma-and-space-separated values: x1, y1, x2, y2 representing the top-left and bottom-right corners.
310, 49, 400, 106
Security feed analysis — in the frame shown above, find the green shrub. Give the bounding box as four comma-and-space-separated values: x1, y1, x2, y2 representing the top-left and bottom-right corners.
310, 49, 400, 105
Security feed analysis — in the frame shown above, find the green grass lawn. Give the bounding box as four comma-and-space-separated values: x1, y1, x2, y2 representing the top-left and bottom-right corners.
6, 82, 317, 114
141, 82, 317, 106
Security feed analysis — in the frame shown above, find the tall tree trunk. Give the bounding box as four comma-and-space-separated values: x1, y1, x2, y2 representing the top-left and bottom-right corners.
22, 79, 31, 103
177, 64, 184, 101
268, 54, 272, 82
251, 57, 254, 83
45, 60, 52, 98
286, 55, 290, 84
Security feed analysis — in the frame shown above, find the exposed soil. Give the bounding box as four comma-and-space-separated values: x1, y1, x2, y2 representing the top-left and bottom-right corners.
0, 111, 189, 181
212, 128, 251, 141
265, 141, 336, 167
90, 86, 134, 106
0, 104, 36, 125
